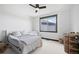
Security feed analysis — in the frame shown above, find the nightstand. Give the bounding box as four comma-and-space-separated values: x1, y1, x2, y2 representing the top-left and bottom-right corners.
0, 41, 8, 53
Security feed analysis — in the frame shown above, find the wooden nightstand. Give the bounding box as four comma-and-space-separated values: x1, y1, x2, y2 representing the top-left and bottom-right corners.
0, 41, 8, 53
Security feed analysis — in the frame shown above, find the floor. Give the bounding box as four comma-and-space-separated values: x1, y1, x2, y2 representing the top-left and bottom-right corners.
3, 39, 66, 54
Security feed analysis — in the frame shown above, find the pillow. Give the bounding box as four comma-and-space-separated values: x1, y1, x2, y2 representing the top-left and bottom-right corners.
20, 31, 30, 35
21, 31, 38, 36
11, 32, 22, 37
9, 35, 19, 40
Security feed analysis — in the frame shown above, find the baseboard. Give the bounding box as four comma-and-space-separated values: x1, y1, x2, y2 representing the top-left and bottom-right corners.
41, 37, 59, 42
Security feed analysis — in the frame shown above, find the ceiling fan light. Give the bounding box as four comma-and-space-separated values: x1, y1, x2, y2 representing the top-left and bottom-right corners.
36, 8, 39, 11
35, 8, 39, 13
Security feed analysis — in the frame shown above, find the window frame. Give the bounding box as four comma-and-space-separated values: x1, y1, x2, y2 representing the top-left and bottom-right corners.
39, 14, 57, 33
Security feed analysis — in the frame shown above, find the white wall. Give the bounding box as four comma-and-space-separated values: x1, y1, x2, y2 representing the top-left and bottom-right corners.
36, 4, 79, 40
1, 4, 79, 41
32, 6, 71, 40
71, 5, 79, 32
0, 5, 33, 41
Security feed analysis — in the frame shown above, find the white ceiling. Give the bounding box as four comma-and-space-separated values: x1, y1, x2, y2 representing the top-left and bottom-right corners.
0, 4, 72, 17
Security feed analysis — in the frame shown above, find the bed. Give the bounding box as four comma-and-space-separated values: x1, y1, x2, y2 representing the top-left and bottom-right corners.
7, 31, 42, 54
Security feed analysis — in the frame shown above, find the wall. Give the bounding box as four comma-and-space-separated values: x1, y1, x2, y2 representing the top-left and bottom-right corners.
32, 8, 71, 40
0, 5, 33, 41
0, 4, 77, 41
71, 5, 79, 32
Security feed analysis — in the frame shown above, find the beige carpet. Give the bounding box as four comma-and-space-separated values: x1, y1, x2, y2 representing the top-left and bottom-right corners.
32, 39, 66, 54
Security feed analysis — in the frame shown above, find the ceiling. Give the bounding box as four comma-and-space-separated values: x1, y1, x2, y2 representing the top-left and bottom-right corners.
0, 4, 72, 17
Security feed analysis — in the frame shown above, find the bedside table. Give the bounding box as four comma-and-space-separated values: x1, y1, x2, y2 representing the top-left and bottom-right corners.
0, 41, 8, 53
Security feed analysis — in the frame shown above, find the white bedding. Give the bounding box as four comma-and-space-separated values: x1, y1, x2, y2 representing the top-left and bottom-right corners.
18, 35, 40, 45
8, 34, 42, 53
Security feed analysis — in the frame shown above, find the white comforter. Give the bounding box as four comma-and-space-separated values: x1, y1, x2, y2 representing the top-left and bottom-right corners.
7, 31, 42, 53
18, 35, 40, 45
8, 34, 40, 45
8, 34, 41, 53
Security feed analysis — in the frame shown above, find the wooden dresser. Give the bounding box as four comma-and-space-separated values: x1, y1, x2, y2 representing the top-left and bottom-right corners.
64, 32, 79, 54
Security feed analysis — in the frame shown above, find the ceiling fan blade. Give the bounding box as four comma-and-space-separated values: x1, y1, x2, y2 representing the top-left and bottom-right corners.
29, 4, 36, 8
39, 6, 46, 9
36, 4, 39, 8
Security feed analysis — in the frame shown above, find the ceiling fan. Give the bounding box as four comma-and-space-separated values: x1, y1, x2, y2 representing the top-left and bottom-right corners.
29, 4, 46, 13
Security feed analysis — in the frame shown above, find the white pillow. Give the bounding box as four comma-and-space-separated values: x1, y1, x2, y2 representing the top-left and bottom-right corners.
21, 31, 30, 35
11, 32, 22, 37
21, 31, 38, 36
9, 35, 19, 40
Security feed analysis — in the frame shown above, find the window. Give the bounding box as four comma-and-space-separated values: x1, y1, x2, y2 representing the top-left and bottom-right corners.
40, 15, 57, 32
